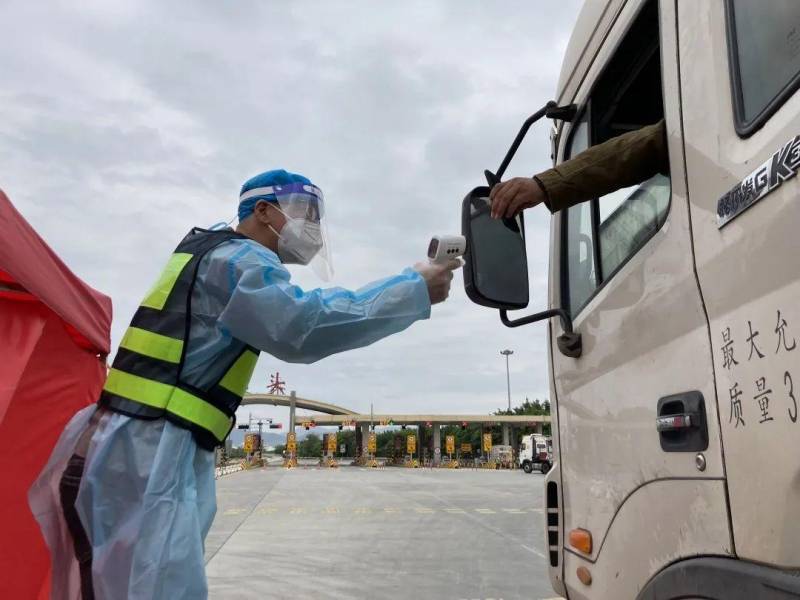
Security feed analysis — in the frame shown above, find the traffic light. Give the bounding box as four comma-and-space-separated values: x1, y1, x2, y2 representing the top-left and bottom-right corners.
237, 424, 248, 430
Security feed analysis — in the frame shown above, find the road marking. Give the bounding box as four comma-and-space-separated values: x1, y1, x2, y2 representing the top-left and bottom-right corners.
521, 544, 546, 559
223, 506, 533, 516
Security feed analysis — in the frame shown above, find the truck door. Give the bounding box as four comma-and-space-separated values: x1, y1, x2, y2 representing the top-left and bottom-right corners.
678, 1, 800, 567
546, 1, 733, 596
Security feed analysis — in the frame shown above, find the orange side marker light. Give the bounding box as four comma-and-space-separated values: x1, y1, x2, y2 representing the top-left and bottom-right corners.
569, 528, 593, 555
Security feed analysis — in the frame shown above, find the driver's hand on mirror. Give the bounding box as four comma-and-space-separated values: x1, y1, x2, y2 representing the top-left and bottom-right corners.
413, 259, 462, 305
489, 177, 546, 219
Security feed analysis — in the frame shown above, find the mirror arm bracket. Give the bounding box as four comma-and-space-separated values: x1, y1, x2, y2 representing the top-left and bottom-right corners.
499, 308, 582, 359
485, 101, 578, 187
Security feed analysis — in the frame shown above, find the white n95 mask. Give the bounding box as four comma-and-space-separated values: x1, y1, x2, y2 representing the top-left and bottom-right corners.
274, 218, 324, 266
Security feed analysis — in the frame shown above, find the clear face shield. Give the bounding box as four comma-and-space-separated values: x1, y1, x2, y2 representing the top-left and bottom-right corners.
246, 183, 333, 280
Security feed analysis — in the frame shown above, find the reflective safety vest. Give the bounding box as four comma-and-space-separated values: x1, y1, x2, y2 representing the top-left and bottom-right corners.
100, 228, 260, 451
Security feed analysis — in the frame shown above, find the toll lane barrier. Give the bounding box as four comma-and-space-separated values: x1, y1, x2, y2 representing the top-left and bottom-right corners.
214, 463, 244, 478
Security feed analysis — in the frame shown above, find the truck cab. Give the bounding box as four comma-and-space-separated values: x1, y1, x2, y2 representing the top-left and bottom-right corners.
462, 1, 800, 598
519, 433, 552, 474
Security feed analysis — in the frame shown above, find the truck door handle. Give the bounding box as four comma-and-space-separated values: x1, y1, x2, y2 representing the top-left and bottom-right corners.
657, 391, 709, 452
656, 413, 695, 432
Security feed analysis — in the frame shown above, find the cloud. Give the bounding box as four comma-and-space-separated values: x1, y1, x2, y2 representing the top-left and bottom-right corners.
0, 0, 582, 425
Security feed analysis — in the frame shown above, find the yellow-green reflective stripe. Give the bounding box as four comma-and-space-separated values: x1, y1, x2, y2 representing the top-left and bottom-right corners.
103, 368, 172, 409
119, 327, 184, 364
104, 369, 232, 441
219, 350, 259, 396
167, 389, 232, 441
140, 253, 193, 310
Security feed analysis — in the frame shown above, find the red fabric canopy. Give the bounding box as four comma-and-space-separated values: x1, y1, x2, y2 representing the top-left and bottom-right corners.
0, 190, 111, 599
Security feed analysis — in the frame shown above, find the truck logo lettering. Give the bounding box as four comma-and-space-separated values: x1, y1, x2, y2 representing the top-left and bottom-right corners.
717, 135, 800, 228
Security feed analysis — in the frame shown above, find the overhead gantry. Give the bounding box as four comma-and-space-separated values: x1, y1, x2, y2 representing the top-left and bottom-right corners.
241, 392, 356, 415
241, 392, 551, 464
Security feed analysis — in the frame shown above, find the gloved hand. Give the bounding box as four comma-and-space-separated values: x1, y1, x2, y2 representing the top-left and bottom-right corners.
413, 259, 462, 305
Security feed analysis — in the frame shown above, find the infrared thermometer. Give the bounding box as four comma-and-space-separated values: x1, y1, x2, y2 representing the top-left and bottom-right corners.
427, 235, 466, 264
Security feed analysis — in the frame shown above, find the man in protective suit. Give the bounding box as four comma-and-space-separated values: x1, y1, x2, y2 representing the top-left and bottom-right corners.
31, 169, 460, 599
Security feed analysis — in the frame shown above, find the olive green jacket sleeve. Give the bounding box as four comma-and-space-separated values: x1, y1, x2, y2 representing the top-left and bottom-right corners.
534, 119, 668, 213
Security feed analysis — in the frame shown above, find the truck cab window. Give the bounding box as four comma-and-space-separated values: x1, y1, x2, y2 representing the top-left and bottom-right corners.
598, 174, 670, 279
562, 0, 669, 316
563, 114, 597, 315
727, 0, 800, 135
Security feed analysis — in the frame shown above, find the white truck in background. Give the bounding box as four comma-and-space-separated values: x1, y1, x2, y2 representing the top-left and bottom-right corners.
462, 0, 800, 597
519, 433, 552, 474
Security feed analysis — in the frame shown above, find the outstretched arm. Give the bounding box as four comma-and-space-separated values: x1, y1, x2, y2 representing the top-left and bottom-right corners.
214, 243, 455, 364
490, 119, 668, 218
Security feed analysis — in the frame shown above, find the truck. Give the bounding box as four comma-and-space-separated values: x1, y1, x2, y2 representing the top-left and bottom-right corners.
462, 1, 800, 598
519, 433, 552, 474
489, 443, 514, 468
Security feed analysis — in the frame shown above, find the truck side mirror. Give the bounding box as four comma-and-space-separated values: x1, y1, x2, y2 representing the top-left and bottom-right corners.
461, 186, 581, 358
462, 186, 529, 310
461, 100, 582, 358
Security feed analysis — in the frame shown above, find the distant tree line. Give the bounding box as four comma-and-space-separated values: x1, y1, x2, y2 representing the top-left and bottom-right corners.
494, 397, 551, 436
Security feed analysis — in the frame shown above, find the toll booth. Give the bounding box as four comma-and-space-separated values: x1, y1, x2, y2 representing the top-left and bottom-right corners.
243, 432, 263, 468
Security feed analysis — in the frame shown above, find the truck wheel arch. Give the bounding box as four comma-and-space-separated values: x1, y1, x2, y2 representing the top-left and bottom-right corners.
636, 556, 800, 599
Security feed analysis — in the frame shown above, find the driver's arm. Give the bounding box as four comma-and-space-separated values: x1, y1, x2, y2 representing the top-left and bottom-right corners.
490, 119, 668, 219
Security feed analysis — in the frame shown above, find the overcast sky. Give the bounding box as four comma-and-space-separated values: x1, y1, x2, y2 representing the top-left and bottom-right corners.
1, 0, 583, 426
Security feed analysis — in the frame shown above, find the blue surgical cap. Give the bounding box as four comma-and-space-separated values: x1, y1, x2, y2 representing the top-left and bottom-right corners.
238, 169, 314, 221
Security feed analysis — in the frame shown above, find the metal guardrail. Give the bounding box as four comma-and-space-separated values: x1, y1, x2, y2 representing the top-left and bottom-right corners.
215, 463, 244, 479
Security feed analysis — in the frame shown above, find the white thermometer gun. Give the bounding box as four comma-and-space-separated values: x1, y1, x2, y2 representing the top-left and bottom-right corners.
427, 235, 466, 264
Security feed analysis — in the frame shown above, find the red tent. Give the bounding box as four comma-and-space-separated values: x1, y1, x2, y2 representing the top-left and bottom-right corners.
0, 190, 111, 599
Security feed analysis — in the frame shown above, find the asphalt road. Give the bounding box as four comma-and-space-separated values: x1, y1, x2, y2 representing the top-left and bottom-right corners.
206, 465, 557, 600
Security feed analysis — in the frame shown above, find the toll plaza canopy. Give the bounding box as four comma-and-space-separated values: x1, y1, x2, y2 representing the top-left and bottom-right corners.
0, 190, 111, 599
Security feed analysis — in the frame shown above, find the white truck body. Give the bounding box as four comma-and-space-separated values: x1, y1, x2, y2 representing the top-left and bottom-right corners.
546, 1, 800, 597
465, 0, 800, 597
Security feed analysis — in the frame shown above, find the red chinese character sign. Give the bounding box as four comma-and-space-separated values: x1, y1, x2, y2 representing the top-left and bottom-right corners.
268, 372, 286, 395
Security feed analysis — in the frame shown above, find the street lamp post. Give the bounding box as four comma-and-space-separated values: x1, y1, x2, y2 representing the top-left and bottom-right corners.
500, 349, 514, 412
